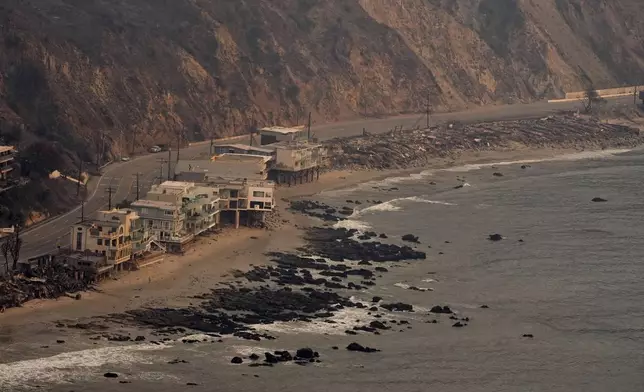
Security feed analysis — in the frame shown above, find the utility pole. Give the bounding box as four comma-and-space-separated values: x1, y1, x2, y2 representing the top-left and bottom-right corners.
80, 196, 85, 223
209, 132, 215, 156
176, 129, 182, 163
157, 158, 166, 184
106, 186, 114, 210
426, 90, 431, 129
76, 160, 83, 196
635, 86, 639, 106
135, 172, 140, 200
167, 147, 172, 180
307, 112, 312, 141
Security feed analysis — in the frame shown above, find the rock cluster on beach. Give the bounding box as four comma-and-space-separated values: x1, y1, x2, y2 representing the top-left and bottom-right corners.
323, 115, 644, 171
54, 223, 471, 371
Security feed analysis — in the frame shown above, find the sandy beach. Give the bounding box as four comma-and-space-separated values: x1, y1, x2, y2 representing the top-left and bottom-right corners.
0, 145, 591, 328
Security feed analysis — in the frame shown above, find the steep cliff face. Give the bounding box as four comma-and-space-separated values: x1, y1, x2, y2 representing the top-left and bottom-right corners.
0, 0, 642, 163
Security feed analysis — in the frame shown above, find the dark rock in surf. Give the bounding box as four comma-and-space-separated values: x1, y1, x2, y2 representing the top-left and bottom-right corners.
522, 334, 534, 338
402, 234, 420, 243
488, 234, 503, 241
381, 302, 414, 312
493, 172, 504, 177
249, 353, 260, 361
369, 320, 389, 330
452, 322, 465, 327
295, 348, 315, 359
346, 342, 380, 353
372, 296, 382, 303
429, 305, 453, 314
379, 233, 388, 239
591, 197, 608, 202
104, 372, 119, 378
264, 353, 279, 364
231, 357, 243, 364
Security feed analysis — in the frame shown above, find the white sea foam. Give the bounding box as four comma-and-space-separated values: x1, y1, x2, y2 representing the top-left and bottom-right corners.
442, 149, 630, 173
228, 345, 267, 356
178, 333, 222, 343
394, 282, 433, 292
0, 344, 167, 388
332, 218, 372, 231
254, 304, 371, 336
421, 278, 437, 283
401, 196, 457, 206
358, 201, 403, 213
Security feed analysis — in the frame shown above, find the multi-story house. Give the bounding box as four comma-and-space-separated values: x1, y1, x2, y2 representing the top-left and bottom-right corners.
69, 209, 148, 270
0, 145, 16, 181
131, 181, 220, 252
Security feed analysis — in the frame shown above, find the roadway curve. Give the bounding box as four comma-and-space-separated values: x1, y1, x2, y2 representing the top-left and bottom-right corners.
19, 96, 635, 260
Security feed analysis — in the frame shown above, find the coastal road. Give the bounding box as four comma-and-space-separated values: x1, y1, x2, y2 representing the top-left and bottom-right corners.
18, 95, 635, 260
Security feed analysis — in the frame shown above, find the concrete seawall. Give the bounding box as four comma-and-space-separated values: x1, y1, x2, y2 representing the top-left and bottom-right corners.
564, 86, 639, 100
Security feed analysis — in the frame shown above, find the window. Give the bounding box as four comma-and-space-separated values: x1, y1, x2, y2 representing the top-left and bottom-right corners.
112, 239, 117, 247
97, 239, 103, 246
253, 191, 265, 198
75, 232, 83, 251
164, 210, 174, 216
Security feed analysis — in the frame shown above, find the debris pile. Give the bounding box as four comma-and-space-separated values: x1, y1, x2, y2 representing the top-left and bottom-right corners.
0, 264, 90, 311
323, 115, 644, 171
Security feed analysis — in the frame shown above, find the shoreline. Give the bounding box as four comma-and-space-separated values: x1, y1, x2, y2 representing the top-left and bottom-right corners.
0, 144, 631, 328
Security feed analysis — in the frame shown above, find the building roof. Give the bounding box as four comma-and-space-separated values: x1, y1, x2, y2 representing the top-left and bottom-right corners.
175, 160, 267, 181
160, 181, 196, 188
216, 144, 274, 154
131, 199, 177, 210
259, 126, 305, 135
215, 154, 272, 164
0, 146, 15, 154
269, 140, 322, 150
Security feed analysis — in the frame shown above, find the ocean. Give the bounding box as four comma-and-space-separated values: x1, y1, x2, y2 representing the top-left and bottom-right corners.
2, 149, 644, 391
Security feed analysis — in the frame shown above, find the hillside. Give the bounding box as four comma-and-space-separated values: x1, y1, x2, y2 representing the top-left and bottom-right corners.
0, 0, 643, 164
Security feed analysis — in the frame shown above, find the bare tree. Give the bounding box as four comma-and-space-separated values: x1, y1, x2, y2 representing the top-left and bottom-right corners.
582, 85, 606, 114
0, 238, 9, 275
9, 228, 22, 271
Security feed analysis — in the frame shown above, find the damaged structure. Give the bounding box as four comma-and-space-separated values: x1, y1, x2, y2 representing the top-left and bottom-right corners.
269, 141, 324, 185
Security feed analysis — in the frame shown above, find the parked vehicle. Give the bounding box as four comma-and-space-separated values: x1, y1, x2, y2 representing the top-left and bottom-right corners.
149, 146, 161, 153
121, 156, 130, 162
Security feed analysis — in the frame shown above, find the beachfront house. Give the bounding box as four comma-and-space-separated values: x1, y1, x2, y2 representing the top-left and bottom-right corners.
69, 209, 148, 268
131, 181, 221, 252
259, 126, 306, 145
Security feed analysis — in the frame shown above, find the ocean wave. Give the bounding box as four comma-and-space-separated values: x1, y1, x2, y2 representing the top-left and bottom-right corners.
442, 149, 631, 173
0, 344, 167, 388
401, 196, 457, 206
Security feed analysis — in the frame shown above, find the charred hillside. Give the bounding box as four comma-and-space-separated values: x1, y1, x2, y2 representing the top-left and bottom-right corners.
0, 0, 643, 164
